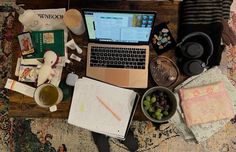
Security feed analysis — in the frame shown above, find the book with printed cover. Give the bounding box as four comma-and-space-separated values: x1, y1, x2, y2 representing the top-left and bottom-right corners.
24, 29, 64, 59
22, 8, 68, 65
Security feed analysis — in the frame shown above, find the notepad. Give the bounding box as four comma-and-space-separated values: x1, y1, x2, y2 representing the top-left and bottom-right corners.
68, 77, 138, 139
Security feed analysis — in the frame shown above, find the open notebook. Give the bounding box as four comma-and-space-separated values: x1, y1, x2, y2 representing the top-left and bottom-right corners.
68, 77, 139, 139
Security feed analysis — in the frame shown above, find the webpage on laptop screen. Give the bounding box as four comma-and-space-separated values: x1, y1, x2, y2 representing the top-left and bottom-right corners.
84, 11, 155, 43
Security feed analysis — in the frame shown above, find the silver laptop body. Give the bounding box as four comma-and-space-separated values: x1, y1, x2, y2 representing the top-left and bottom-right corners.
83, 9, 156, 88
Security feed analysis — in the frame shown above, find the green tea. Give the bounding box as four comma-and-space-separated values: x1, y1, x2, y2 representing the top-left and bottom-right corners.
39, 85, 59, 106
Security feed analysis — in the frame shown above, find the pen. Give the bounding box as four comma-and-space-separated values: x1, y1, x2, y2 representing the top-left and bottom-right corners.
96, 96, 122, 122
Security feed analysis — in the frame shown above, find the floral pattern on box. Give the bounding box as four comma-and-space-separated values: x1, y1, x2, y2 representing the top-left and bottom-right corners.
179, 81, 234, 127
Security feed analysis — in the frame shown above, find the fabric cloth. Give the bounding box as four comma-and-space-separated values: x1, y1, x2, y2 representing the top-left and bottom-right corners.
179, 81, 234, 127
178, 0, 233, 67
170, 66, 236, 142
181, 0, 232, 24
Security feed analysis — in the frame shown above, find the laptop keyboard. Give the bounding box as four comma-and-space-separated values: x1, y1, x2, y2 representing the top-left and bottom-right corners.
90, 46, 146, 69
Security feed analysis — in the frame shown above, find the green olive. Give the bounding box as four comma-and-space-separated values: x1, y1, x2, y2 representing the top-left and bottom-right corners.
150, 96, 157, 103
163, 111, 169, 116
148, 107, 155, 113
145, 96, 151, 101
143, 100, 150, 106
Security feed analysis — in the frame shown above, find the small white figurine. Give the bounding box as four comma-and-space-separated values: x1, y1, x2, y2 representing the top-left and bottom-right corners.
37, 50, 58, 86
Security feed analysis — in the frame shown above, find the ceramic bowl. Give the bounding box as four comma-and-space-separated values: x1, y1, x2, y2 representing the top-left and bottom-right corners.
141, 86, 177, 123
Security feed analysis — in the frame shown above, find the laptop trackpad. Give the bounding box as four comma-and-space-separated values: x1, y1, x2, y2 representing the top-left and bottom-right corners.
105, 70, 129, 86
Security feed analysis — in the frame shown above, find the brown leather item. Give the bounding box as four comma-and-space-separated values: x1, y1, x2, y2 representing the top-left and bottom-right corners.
222, 19, 236, 46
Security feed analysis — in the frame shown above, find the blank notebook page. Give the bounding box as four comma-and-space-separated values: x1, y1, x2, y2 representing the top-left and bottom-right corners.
68, 77, 137, 138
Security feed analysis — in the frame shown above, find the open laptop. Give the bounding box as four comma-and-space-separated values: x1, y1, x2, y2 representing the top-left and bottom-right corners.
82, 9, 156, 88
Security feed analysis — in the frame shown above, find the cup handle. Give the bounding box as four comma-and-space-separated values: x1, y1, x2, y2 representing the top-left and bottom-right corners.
49, 105, 57, 112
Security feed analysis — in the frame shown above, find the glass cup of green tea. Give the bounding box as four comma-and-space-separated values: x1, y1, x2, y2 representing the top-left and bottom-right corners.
34, 83, 63, 112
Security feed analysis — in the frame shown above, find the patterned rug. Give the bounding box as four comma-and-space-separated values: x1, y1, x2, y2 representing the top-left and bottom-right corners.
1, 2, 236, 152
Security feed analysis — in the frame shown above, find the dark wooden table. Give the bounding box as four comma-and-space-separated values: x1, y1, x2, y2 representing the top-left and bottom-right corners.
9, 0, 185, 120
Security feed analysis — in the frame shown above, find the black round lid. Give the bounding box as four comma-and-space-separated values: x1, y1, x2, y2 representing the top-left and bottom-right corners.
185, 42, 204, 58
188, 60, 204, 75
183, 60, 204, 76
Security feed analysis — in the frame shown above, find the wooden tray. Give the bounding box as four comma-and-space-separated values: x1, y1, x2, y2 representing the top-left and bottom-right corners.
150, 56, 180, 87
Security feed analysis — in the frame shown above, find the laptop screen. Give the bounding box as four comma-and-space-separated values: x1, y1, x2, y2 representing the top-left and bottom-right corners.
83, 10, 156, 44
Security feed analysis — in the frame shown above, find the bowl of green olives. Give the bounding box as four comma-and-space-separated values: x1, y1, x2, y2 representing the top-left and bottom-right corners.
141, 86, 177, 123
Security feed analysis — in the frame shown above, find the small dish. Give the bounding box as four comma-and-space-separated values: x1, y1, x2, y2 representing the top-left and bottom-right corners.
150, 56, 180, 87
141, 86, 177, 123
